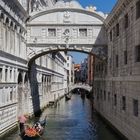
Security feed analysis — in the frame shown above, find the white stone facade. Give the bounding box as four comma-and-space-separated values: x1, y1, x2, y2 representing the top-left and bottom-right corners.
0, 0, 68, 136
94, 0, 140, 140
66, 54, 74, 87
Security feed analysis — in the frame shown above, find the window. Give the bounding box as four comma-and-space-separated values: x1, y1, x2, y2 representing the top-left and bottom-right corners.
79, 29, 87, 37
108, 92, 110, 101
122, 96, 126, 111
116, 23, 119, 36
110, 30, 112, 41
114, 94, 117, 106
135, 45, 140, 62
10, 91, 12, 101
97, 88, 99, 100
67, 57, 69, 60
100, 90, 102, 100
133, 99, 138, 117
124, 50, 127, 64
48, 29, 56, 37
67, 63, 69, 67
124, 14, 129, 29
116, 55, 118, 67
136, 0, 140, 19
104, 90, 106, 101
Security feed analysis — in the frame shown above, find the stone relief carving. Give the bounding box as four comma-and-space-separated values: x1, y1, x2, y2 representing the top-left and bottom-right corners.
63, 11, 71, 23
63, 29, 70, 44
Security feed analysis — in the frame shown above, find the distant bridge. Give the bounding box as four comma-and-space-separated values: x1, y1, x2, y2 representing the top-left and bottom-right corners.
69, 83, 92, 92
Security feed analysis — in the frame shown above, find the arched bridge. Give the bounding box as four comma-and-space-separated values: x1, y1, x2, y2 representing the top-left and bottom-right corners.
69, 83, 92, 92
26, 1, 107, 65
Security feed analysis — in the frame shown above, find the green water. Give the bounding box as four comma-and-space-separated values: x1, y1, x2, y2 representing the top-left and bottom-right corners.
2, 94, 122, 140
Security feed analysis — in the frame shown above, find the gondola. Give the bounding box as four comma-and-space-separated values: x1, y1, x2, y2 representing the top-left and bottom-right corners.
21, 117, 46, 140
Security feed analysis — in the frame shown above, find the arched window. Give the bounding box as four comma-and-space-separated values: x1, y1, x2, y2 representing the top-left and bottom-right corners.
24, 73, 28, 84
18, 72, 22, 84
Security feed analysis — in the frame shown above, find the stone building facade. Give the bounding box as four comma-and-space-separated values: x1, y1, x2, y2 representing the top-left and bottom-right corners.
94, 0, 140, 140
0, 0, 68, 136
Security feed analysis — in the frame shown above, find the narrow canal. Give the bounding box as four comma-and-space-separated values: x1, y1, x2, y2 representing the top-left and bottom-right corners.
3, 94, 122, 140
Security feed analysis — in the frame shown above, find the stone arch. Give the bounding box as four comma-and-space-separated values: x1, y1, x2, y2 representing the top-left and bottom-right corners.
10, 21, 13, 28
27, 46, 106, 66
5, 17, 9, 24
29, 8, 105, 23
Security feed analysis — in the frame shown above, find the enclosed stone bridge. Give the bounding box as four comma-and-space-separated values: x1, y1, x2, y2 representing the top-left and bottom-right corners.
69, 83, 92, 92
26, 0, 107, 64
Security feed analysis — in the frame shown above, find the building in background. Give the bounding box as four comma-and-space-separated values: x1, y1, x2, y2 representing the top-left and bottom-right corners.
80, 58, 88, 84
87, 55, 95, 86
74, 64, 81, 83
66, 54, 74, 87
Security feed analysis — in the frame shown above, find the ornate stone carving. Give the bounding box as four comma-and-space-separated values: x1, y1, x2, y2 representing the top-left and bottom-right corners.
63, 29, 70, 44
63, 11, 71, 23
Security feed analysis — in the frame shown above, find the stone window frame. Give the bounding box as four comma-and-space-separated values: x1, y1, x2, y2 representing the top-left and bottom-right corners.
79, 28, 87, 37
48, 28, 56, 37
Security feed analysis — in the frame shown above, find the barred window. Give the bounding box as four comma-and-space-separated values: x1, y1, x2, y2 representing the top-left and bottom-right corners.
122, 96, 126, 111
48, 29, 56, 37
133, 99, 138, 117
124, 50, 127, 64
79, 29, 87, 37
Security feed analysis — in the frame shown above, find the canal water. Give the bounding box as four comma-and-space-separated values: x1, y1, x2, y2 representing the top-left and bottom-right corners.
3, 94, 122, 140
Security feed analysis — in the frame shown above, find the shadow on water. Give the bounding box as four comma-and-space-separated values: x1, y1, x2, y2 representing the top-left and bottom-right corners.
28, 61, 41, 117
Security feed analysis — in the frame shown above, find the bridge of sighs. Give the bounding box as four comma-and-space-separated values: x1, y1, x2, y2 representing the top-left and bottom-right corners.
26, 0, 107, 64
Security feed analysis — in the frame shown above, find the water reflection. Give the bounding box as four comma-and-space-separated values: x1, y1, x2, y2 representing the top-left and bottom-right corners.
3, 94, 121, 140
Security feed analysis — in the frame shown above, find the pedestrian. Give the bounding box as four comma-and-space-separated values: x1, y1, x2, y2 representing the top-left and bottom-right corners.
18, 114, 27, 135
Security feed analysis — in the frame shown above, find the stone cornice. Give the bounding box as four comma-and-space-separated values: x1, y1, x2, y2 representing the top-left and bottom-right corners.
0, 50, 27, 68
2, 0, 28, 21
28, 8, 106, 23
105, 0, 132, 28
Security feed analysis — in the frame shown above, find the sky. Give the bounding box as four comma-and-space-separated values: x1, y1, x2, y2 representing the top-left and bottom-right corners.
70, 0, 117, 64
